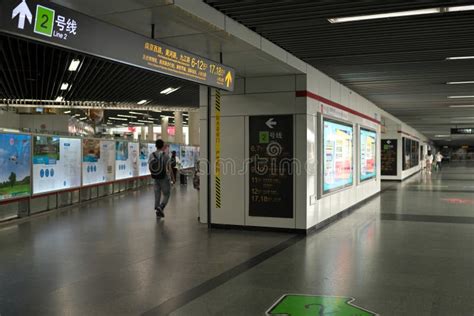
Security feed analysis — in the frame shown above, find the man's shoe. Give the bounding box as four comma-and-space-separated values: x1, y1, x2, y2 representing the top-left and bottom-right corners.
156, 208, 163, 217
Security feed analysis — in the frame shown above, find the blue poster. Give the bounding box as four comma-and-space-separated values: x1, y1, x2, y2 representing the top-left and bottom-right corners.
0, 133, 31, 200
323, 119, 353, 193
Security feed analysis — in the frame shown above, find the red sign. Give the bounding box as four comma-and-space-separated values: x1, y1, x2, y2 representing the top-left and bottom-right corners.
167, 126, 176, 136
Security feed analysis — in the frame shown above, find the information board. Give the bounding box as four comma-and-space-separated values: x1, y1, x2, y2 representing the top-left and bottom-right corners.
322, 118, 353, 194
139, 143, 155, 176
360, 128, 377, 181
115, 141, 139, 180
82, 139, 115, 185
32, 135, 81, 194
0, 133, 31, 201
180, 146, 199, 169
0, 0, 235, 91
249, 115, 293, 218
381, 139, 397, 176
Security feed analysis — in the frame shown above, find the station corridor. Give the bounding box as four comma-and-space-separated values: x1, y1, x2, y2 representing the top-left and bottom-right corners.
0, 163, 472, 315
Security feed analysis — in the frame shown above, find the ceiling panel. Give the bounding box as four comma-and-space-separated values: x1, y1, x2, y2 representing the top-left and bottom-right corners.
205, 0, 474, 143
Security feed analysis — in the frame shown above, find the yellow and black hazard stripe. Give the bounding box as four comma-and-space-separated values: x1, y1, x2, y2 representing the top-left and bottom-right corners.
215, 89, 222, 209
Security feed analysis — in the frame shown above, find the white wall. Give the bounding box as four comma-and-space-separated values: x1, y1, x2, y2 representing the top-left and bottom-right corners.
0, 111, 20, 130
19, 115, 69, 133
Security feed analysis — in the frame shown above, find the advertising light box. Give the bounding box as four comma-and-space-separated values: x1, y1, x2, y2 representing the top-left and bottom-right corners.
32, 136, 81, 194
180, 146, 198, 169
82, 139, 115, 186
115, 141, 139, 180
360, 128, 377, 181
0, 133, 31, 201
322, 119, 353, 194
139, 143, 156, 176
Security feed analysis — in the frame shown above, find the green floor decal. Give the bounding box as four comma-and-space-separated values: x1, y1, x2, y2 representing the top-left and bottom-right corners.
267, 294, 378, 316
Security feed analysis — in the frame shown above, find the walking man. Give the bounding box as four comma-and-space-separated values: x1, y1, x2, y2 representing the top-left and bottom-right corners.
148, 139, 174, 218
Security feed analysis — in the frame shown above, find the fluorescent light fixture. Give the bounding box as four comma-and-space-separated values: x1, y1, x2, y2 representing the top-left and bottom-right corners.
446, 5, 474, 12
448, 95, 474, 99
130, 122, 145, 125
109, 117, 128, 121
68, 59, 81, 71
435, 135, 451, 137
160, 87, 181, 95
60, 83, 69, 90
449, 105, 474, 108
446, 81, 474, 85
446, 56, 474, 60
129, 111, 146, 115
328, 8, 440, 23
137, 120, 153, 123
55, 96, 64, 102
64, 110, 71, 114
137, 100, 148, 105
117, 114, 137, 118
79, 117, 87, 121
74, 114, 81, 117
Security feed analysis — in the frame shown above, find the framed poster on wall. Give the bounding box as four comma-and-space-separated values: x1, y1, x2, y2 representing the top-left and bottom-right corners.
0, 133, 31, 201
82, 139, 116, 185
32, 135, 82, 194
321, 117, 354, 194
138, 142, 156, 176
360, 127, 377, 182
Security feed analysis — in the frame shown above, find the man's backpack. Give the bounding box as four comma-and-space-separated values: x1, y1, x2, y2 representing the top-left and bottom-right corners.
149, 152, 166, 179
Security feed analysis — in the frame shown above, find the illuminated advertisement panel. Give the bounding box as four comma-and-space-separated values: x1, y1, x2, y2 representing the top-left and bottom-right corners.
0, 133, 31, 201
360, 128, 377, 181
138, 143, 156, 176
323, 118, 354, 194
82, 139, 115, 185
32, 136, 81, 194
115, 141, 139, 180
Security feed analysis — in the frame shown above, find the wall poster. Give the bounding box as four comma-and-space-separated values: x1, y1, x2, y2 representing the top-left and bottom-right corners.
0, 133, 31, 201
139, 143, 156, 176
249, 115, 293, 218
322, 118, 354, 194
115, 141, 139, 180
32, 135, 81, 194
360, 128, 377, 181
82, 139, 115, 185
381, 139, 397, 176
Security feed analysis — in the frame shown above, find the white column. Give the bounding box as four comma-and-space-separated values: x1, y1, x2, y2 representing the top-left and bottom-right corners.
189, 111, 200, 146
161, 116, 169, 142
199, 85, 209, 224
174, 111, 184, 144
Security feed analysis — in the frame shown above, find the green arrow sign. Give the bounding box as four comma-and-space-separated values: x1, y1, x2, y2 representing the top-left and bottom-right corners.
267, 295, 378, 316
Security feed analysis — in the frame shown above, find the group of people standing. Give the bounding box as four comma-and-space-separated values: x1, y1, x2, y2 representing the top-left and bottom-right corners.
424, 151, 443, 174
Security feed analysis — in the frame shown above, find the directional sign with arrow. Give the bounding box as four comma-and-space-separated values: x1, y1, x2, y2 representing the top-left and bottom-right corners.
12, 0, 32, 29
225, 71, 233, 88
266, 295, 378, 316
266, 118, 277, 129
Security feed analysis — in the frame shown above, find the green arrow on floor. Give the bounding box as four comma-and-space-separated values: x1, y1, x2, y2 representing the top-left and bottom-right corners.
266, 294, 378, 316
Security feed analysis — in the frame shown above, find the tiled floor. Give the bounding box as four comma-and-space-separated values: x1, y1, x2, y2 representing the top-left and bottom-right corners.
1, 162, 473, 315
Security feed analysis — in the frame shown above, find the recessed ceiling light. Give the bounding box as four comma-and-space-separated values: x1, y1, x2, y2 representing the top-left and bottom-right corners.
55, 96, 64, 102
117, 114, 137, 118
446, 81, 474, 85
68, 59, 81, 72
448, 96, 474, 99
160, 87, 181, 95
446, 5, 474, 12
449, 105, 474, 108
446, 56, 474, 60
60, 83, 70, 90
328, 8, 440, 23
137, 100, 148, 105
109, 117, 128, 121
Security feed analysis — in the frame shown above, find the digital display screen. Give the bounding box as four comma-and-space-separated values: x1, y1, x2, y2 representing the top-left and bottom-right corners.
0, 133, 31, 201
82, 139, 115, 185
323, 119, 353, 194
360, 128, 377, 181
33, 136, 81, 194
